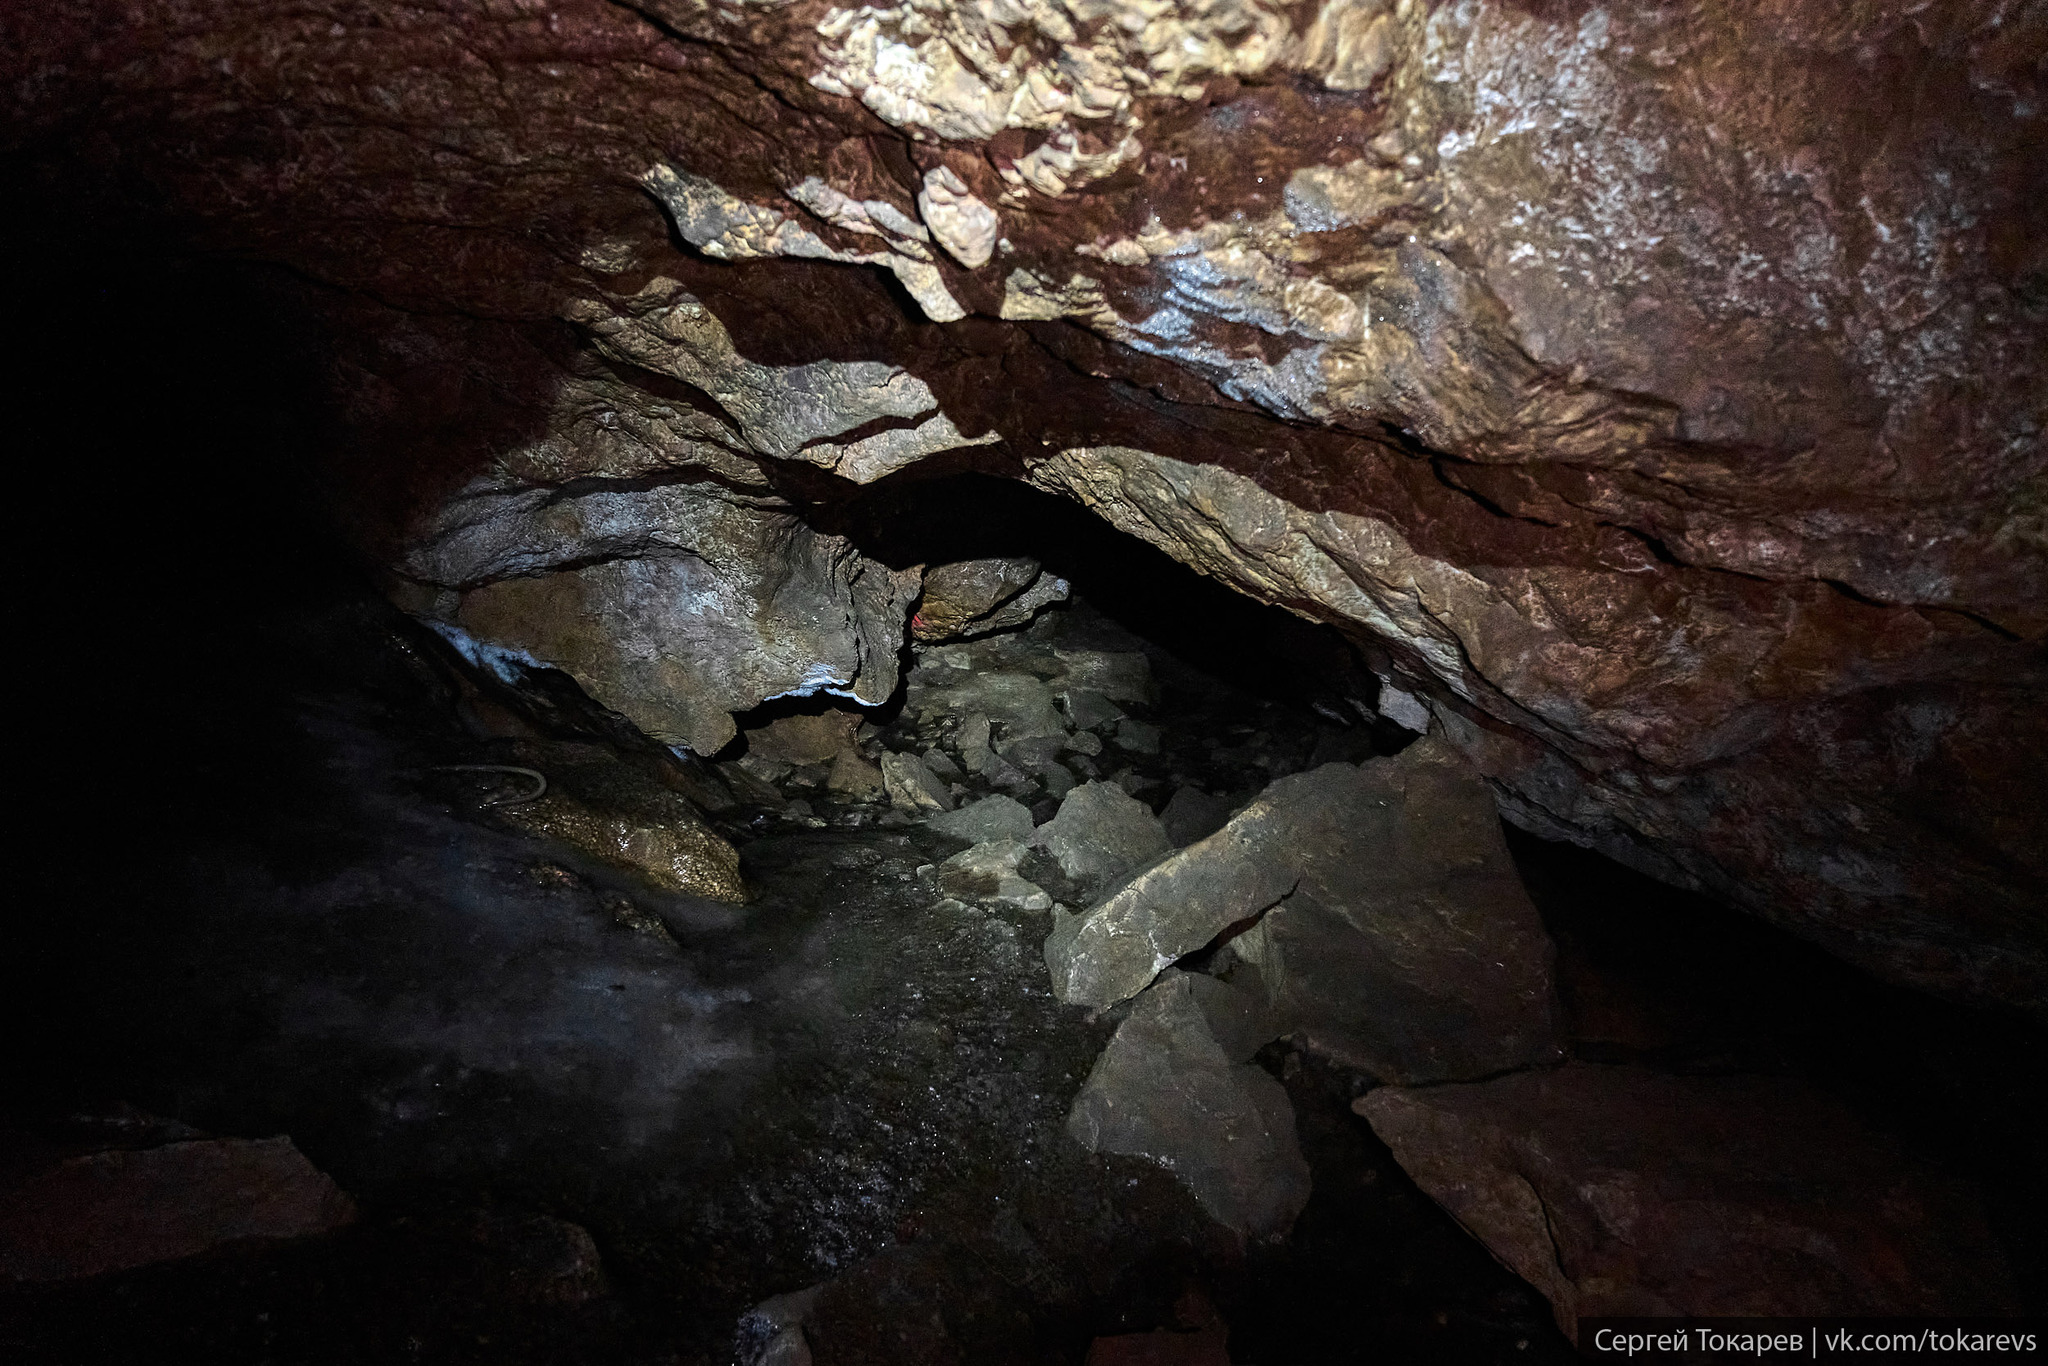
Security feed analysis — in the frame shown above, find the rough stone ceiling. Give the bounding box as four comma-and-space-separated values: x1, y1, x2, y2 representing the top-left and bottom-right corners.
6, 0, 2043, 1005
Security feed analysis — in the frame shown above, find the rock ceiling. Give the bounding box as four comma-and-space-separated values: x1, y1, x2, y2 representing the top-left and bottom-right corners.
7, 0, 2043, 1005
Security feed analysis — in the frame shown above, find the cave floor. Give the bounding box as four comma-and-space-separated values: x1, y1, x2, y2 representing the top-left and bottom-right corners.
8, 589, 2042, 1363
3, 595, 1571, 1365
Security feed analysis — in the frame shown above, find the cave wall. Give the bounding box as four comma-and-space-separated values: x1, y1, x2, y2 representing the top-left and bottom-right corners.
7, 0, 2043, 1005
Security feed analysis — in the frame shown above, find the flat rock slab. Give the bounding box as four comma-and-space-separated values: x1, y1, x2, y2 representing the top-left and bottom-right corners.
1357, 1064, 2018, 1338
1047, 737, 1559, 1083
1068, 972, 1307, 1243
0, 1137, 357, 1282
937, 839, 1052, 911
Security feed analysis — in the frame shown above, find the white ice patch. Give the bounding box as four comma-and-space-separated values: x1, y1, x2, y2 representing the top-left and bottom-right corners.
424, 619, 549, 685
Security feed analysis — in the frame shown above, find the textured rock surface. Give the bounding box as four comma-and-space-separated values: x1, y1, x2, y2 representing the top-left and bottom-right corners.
1049, 738, 1560, 1087
913, 556, 1072, 641
0, 1137, 357, 1283
1068, 971, 1308, 1242
1225, 736, 1562, 1081
497, 786, 749, 904
1358, 1065, 2019, 1337
9, 0, 2043, 1002
1034, 780, 1173, 901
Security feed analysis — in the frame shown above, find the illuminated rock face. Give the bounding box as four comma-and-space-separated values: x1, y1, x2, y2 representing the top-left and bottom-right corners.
9, 0, 2042, 1003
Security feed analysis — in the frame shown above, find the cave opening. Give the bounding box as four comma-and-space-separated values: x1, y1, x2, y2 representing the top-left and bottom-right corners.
6, 89, 2045, 1366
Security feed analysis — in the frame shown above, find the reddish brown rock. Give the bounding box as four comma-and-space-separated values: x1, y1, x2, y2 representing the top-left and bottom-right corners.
1356, 1065, 2018, 1339
0, 1137, 357, 1283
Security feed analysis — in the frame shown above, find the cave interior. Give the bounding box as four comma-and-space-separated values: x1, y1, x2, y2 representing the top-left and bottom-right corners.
5, 4, 2047, 1362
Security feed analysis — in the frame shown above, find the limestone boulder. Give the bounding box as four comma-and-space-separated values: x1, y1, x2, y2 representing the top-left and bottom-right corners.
1068, 972, 1307, 1243
1047, 738, 1560, 1083
913, 557, 1071, 642
1358, 1065, 2019, 1339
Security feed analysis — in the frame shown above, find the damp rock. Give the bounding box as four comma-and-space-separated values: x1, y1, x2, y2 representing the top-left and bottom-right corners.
1067, 971, 1307, 1243
736, 1282, 824, 1366
498, 786, 748, 903
1357, 1065, 2020, 1336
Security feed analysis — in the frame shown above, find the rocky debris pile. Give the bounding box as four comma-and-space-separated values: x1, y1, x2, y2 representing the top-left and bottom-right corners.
1358, 1065, 2020, 1337
1047, 735, 1561, 1084
1067, 971, 1311, 1244
0, 1126, 356, 1283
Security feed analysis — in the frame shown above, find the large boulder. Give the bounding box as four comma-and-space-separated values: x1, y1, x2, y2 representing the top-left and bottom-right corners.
1357, 1064, 2019, 1339
1048, 738, 1560, 1083
1068, 971, 1308, 1243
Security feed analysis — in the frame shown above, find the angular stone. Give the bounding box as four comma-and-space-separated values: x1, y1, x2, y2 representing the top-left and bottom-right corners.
921, 747, 964, 783
1112, 719, 1161, 754
937, 840, 1052, 911
928, 794, 1037, 845
1358, 1065, 2019, 1338
0, 1137, 357, 1282
826, 750, 885, 801
1053, 650, 1154, 705
1034, 781, 1171, 901
881, 750, 954, 813
1047, 739, 1559, 1083
913, 556, 1070, 642
1058, 688, 1124, 731
746, 709, 862, 766
438, 497, 920, 757
1225, 737, 1560, 1082
1067, 971, 1308, 1242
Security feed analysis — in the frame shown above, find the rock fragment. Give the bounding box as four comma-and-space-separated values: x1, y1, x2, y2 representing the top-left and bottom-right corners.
881, 750, 954, 813
1067, 971, 1306, 1242
914, 556, 1070, 641
937, 840, 1052, 911
0, 1137, 357, 1282
1358, 1065, 2019, 1337
929, 794, 1037, 845
1034, 780, 1171, 900
1159, 786, 1236, 847
826, 749, 886, 801
498, 786, 747, 903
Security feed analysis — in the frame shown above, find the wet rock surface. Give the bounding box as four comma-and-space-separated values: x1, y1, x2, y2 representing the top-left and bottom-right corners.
1359, 1064, 2022, 1338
